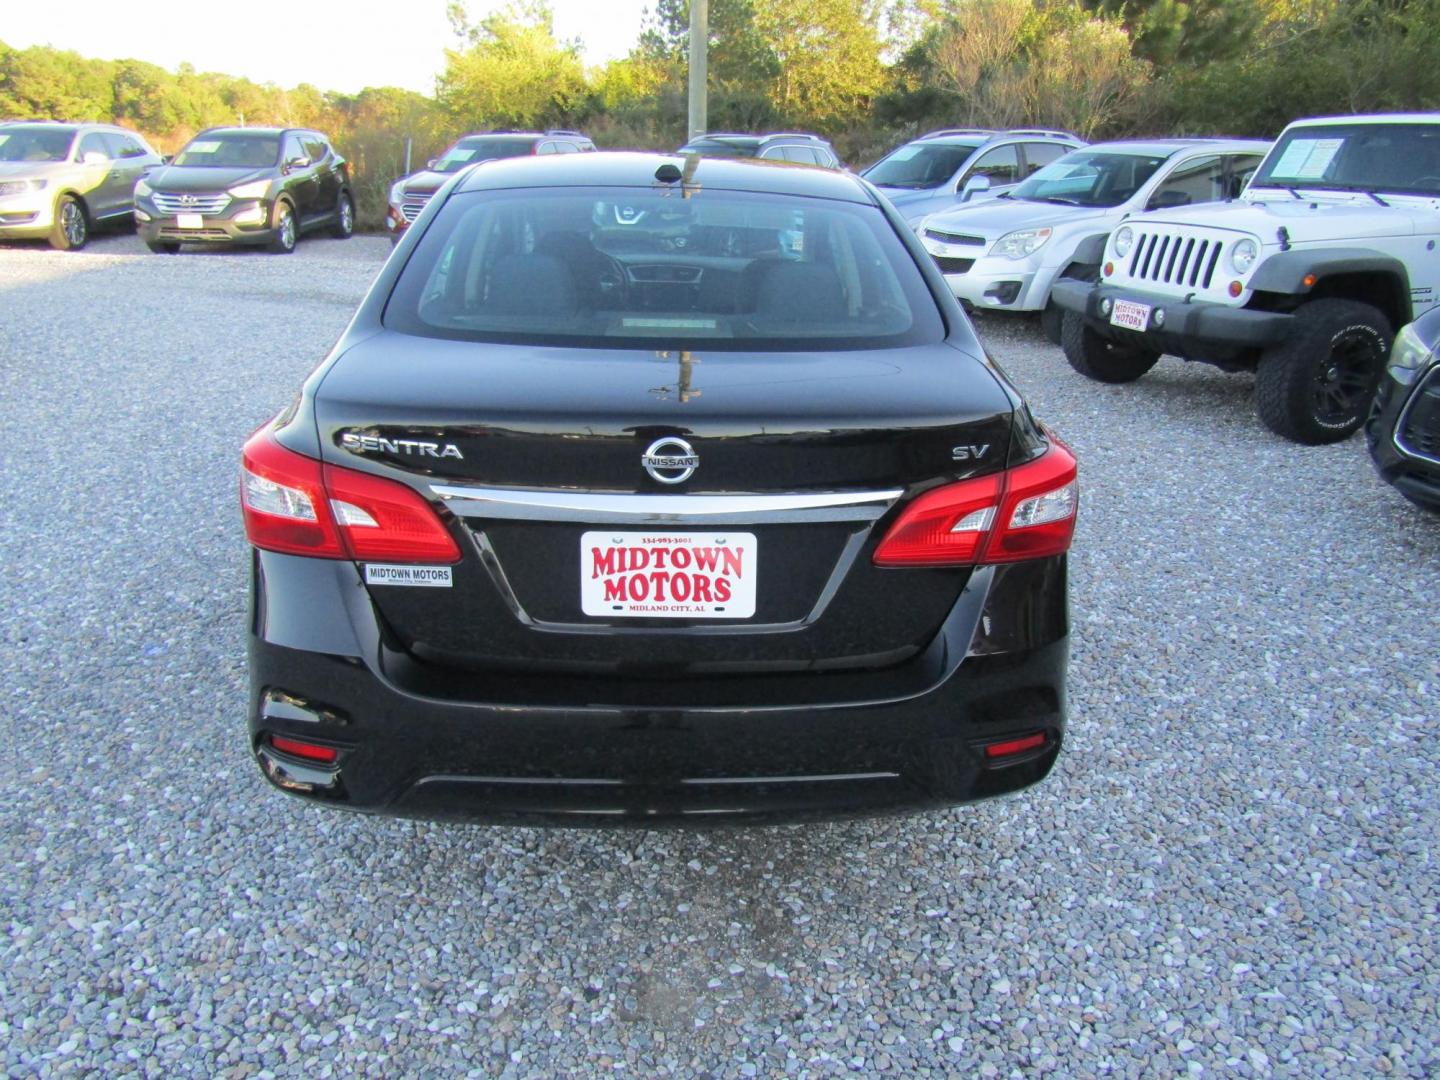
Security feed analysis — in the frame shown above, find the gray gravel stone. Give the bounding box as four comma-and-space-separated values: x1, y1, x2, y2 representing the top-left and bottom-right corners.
0, 233, 1436, 1078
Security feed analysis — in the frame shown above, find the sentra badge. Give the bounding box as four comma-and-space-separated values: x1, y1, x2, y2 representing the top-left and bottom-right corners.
341, 432, 463, 460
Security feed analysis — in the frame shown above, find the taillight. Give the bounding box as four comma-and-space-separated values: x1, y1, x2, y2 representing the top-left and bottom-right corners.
241, 427, 460, 563
269, 734, 339, 764
873, 440, 1077, 568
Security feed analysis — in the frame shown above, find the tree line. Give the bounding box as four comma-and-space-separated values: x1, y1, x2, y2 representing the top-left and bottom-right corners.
4, 0, 1439, 228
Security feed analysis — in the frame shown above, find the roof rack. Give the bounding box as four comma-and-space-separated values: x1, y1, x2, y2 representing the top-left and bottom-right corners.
767, 132, 826, 141
1002, 128, 1082, 140
920, 128, 996, 139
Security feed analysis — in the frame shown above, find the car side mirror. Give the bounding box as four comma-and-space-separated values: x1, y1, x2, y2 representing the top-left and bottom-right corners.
1148, 190, 1192, 211
284, 156, 310, 172
426, 159, 438, 170
81, 151, 108, 166
959, 174, 991, 201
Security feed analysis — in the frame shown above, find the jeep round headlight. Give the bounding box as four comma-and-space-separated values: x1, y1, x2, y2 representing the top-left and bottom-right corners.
991, 227, 1052, 260
1113, 226, 1134, 258
1230, 238, 1258, 274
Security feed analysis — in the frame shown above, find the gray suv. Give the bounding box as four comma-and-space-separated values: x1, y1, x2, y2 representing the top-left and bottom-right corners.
0, 121, 163, 250
863, 128, 1085, 224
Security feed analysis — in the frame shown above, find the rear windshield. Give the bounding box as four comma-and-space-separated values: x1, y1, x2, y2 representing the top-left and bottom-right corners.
1251, 122, 1440, 196
384, 187, 944, 351
679, 140, 761, 158
0, 128, 74, 163
433, 136, 539, 172
862, 143, 983, 189
174, 134, 280, 168
1010, 151, 1169, 208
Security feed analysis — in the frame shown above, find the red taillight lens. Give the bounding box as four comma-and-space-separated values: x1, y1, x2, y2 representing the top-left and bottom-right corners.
984, 732, 1047, 759
241, 427, 460, 564
873, 441, 1077, 568
269, 735, 339, 764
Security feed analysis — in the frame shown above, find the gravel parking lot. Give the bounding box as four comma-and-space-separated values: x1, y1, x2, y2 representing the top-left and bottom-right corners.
2, 230, 1436, 1078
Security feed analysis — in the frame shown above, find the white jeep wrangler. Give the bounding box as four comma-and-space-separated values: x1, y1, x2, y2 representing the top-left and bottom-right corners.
1052, 114, 1440, 444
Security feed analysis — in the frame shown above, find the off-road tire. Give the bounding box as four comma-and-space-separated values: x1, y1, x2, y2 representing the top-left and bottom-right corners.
1255, 299, 1390, 444
146, 241, 180, 255
1040, 302, 1064, 346
268, 200, 297, 255
1061, 312, 1160, 383
331, 191, 354, 239
49, 195, 88, 251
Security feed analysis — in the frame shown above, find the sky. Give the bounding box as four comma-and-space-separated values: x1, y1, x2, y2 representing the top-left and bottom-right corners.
2, 0, 653, 95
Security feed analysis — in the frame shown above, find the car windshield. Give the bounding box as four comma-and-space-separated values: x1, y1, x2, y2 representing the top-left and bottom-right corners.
862, 143, 983, 189
433, 136, 539, 172
1010, 151, 1169, 207
173, 134, 280, 168
679, 140, 761, 159
0, 128, 74, 163
385, 187, 942, 351
1251, 123, 1440, 196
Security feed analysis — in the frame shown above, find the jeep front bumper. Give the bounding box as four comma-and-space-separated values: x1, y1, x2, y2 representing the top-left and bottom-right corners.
1050, 280, 1294, 351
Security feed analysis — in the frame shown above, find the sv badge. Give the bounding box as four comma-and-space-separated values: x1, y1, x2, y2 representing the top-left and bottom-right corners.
951, 444, 991, 461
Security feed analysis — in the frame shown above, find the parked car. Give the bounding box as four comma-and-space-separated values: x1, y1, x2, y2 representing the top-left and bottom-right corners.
677, 132, 842, 168
918, 139, 1270, 342
863, 128, 1085, 224
1367, 307, 1440, 512
0, 120, 163, 250
135, 126, 353, 254
387, 130, 596, 242
1053, 113, 1440, 444
240, 152, 1078, 825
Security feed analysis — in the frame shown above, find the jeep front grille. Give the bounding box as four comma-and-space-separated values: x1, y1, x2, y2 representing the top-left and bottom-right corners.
153, 192, 231, 215
1126, 230, 1224, 289
1397, 367, 1440, 464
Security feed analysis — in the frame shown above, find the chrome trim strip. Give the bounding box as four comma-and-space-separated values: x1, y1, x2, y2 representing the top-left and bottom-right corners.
432, 485, 903, 524
681, 772, 900, 785
1393, 366, 1440, 466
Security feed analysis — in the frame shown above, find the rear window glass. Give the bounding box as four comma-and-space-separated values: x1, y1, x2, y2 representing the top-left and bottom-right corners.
679, 140, 761, 158
384, 188, 943, 351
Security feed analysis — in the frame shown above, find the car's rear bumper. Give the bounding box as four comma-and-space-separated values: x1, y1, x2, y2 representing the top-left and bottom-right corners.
247, 550, 1069, 826
1051, 280, 1293, 351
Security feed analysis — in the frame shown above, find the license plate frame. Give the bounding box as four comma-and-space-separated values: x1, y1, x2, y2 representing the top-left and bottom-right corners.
580, 531, 757, 619
1109, 298, 1152, 332
176, 213, 204, 230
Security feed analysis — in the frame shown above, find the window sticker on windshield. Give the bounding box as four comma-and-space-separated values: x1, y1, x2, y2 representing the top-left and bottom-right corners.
0, 135, 9, 147
1272, 138, 1343, 179
887, 146, 921, 162
186, 140, 222, 154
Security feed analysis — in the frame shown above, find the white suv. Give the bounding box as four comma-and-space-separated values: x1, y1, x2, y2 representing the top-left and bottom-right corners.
918, 139, 1269, 342
1053, 114, 1440, 444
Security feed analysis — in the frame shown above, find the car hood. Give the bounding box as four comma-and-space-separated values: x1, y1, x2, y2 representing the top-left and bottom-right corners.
398, 170, 449, 197
0, 161, 72, 181
922, 198, 1115, 238
1138, 194, 1422, 243
145, 165, 274, 192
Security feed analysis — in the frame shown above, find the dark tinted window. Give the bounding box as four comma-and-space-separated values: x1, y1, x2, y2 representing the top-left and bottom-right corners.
862, 143, 982, 189
174, 134, 280, 168
302, 135, 329, 161
0, 127, 74, 162
680, 139, 762, 159
106, 133, 150, 159
1011, 150, 1168, 208
1252, 123, 1440, 195
1022, 142, 1068, 177
385, 188, 942, 351
965, 145, 1019, 186
783, 146, 820, 165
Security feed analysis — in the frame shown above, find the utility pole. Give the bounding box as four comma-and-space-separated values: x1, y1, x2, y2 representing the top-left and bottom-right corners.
688, 0, 708, 141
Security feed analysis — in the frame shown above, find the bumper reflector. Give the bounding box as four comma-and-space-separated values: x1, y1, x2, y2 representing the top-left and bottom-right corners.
984, 732, 1047, 760
269, 735, 339, 764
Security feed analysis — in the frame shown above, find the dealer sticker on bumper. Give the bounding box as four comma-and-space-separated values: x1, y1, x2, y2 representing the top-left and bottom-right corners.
365, 564, 453, 587
1110, 298, 1152, 332
581, 531, 756, 618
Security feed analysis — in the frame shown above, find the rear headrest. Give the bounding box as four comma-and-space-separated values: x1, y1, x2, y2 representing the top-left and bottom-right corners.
487, 253, 577, 316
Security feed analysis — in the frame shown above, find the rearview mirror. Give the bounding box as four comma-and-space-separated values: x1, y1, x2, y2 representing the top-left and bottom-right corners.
959, 174, 991, 201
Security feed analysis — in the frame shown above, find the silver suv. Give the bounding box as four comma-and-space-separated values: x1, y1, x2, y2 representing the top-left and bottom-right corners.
0, 121, 163, 250
863, 128, 1085, 224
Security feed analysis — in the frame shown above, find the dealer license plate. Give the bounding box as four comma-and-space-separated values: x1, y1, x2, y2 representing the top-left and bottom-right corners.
580, 531, 757, 619
176, 213, 204, 230
1110, 298, 1152, 332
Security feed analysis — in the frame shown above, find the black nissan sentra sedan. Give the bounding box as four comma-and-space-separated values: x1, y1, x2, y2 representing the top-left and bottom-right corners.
240, 153, 1078, 824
